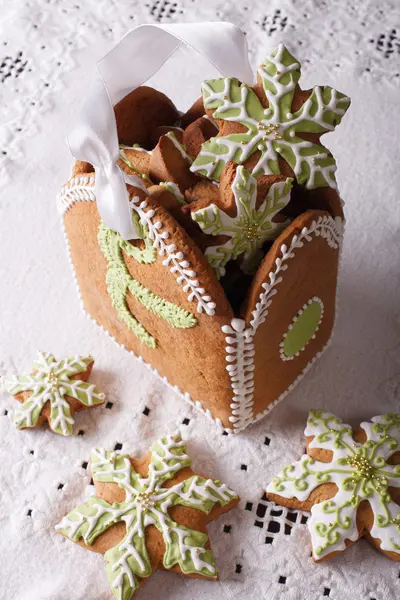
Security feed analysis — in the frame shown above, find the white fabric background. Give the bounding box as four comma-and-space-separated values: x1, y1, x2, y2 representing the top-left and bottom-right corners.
0, 1, 400, 599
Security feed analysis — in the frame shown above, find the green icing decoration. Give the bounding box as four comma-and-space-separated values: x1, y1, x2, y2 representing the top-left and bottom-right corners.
281, 297, 323, 359
191, 43, 350, 189
267, 410, 400, 560
56, 433, 238, 600
6, 352, 105, 436
98, 213, 197, 349
191, 165, 292, 278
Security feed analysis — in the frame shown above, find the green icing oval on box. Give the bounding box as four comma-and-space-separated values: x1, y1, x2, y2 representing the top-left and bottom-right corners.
282, 299, 323, 359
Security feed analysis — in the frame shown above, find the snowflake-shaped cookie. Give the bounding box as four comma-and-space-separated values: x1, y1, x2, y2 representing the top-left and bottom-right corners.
56, 433, 239, 599
6, 351, 105, 436
191, 44, 350, 189
267, 410, 400, 561
191, 165, 292, 278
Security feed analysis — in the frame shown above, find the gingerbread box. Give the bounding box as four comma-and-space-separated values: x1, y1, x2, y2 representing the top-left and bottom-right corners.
58, 23, 349, 433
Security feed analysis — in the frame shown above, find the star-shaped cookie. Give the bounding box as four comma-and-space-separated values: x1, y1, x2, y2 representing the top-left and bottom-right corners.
56, 433, 239, 599
6, 351, 105, 436
267, 410, 400, 561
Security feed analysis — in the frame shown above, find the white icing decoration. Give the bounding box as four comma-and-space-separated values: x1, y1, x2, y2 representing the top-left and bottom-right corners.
267, 411, 400, 560
165, 131, 193, 163
129, 195, 216, 315
221, 319, 254, 426
250, 215, 341, 330
279, 296, 324, 362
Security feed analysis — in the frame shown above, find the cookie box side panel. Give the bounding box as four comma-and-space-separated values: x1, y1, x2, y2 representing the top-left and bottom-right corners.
244, 210, 342, 425
63, 200, 235, 428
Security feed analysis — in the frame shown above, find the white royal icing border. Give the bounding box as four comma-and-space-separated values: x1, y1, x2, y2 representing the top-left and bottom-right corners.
222, 214, 343, 433
57, 175, 96, 213
279, 296, 324, 362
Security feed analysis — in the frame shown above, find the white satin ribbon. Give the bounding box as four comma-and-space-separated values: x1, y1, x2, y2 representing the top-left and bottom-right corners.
67, 22, 253, 240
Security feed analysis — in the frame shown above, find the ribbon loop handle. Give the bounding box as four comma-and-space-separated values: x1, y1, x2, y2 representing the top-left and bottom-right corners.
67, 22, 253, 239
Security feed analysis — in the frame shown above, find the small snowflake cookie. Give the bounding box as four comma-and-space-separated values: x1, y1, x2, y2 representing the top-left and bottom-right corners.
56, 433, 239, 599
6, 351, 105, 436
190, 163, 292, 278
267, 410, 400, 561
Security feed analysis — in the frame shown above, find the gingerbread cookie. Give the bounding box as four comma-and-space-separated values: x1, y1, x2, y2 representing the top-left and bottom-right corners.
183, 116, 218, 159
114, 86, 180, 148
180, 96, 205, 128
56, 433, 239, 598
190, 44, 350, 188
267, 410, 400, 561
190, 163, 292, 278
6, 351, 105, 436
184, 179, 220, 206
118, 145, 153, 185
150, 130, 198, 191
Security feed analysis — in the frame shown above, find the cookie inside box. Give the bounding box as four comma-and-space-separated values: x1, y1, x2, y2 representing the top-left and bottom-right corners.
72, 86, 343, 314
61, 44, 349, 432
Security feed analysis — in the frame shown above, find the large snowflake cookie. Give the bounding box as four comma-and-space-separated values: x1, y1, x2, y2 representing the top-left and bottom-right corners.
267, 410, 400, 561
6, 351, 105, 436
191, 44, 350, 189
56, 433, 239, 599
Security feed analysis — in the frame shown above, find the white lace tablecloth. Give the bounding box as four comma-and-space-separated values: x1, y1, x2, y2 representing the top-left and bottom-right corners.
1, 1, 400, 599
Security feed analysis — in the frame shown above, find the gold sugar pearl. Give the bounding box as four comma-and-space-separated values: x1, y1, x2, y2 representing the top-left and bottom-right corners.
243, 224, 260, 241
47, 372, 59, 385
